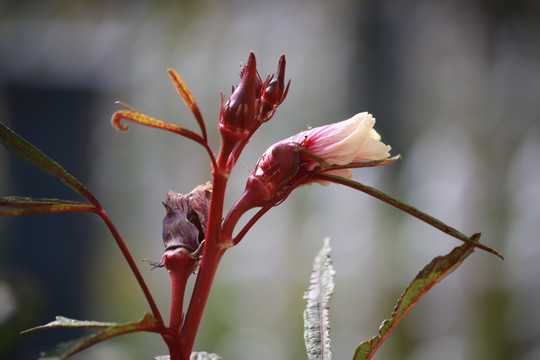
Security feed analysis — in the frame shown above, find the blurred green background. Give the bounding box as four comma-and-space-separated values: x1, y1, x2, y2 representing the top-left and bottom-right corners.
1, 0, 539, 359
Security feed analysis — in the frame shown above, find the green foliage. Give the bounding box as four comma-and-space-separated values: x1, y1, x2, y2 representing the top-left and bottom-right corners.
0, 123, 98, 204
302, 236, 478, 360
354, 237, 477, 359
0, 196, 96, 216
21, 313, 160, 360
1, 122, 165, 358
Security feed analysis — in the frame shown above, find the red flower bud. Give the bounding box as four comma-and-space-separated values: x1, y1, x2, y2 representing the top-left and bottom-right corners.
221, 142, 301, 236
217, 53, 292, 174
259, 54, 290, 122
219, 52, 261, 136
241, 142, 300, 208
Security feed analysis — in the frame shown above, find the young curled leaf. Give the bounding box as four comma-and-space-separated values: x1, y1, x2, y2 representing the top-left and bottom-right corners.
110, 110, 205, 145
167, 69, 208, 141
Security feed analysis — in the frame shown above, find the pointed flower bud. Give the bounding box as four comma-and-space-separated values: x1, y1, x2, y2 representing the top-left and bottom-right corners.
217, 52, 292, 174
259, 54, 290, 121
238, 112, 391, 209
219, 52, 261, 137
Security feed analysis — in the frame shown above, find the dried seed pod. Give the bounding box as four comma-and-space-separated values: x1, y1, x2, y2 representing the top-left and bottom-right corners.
161, 184, 212, 259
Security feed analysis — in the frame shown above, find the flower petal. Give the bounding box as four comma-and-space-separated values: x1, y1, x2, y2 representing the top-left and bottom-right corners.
300, 113, 391, 165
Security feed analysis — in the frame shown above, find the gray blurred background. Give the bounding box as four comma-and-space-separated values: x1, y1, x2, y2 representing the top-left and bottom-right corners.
1, 0, 539, 359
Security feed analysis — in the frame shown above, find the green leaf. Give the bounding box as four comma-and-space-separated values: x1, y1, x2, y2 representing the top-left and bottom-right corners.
352, 236, 478, 360
21, 312, 161, 360
303, 237, 335, 360
315, 173, 503, 260
0, 196, 83, 205
0, 123, 98, 205
0, 196, 96, 216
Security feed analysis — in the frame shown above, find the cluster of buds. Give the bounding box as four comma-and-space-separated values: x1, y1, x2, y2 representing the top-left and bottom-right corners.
155, 53, 392, 252
218, 52, 290, 171
157, 53, 392, 316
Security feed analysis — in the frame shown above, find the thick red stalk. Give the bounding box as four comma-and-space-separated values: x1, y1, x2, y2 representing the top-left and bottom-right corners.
179, 172, 230, 357
180, 244, 226, 357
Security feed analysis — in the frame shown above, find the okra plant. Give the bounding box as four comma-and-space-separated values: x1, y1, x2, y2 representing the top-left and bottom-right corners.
0, 52, 502, 360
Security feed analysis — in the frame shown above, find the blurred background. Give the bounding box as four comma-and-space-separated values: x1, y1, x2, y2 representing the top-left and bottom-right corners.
1, 0, 539, 359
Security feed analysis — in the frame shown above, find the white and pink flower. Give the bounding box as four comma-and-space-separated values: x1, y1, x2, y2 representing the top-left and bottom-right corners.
238, 112, 392, 209
254, 112, 391, 185
295, 112, 391, 166
223, 112, 393, 236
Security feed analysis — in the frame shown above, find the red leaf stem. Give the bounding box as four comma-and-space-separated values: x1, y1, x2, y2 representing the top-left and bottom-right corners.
315, 173, 503, 259
94, 209, 164, 327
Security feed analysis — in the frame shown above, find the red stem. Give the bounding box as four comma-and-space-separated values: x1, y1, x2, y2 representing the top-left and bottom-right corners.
167, 253, 198, 334
94, 209, 165, 326
179, 170, 230, 357
181, 246, 226, 357
231, 204, 272, 245
226, 175, 308, 245
95, 208, 194, 358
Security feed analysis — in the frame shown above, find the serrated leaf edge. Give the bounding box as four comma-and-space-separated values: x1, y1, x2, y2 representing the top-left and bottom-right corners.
303, 237, 335, 360
353, 239, 477, 360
